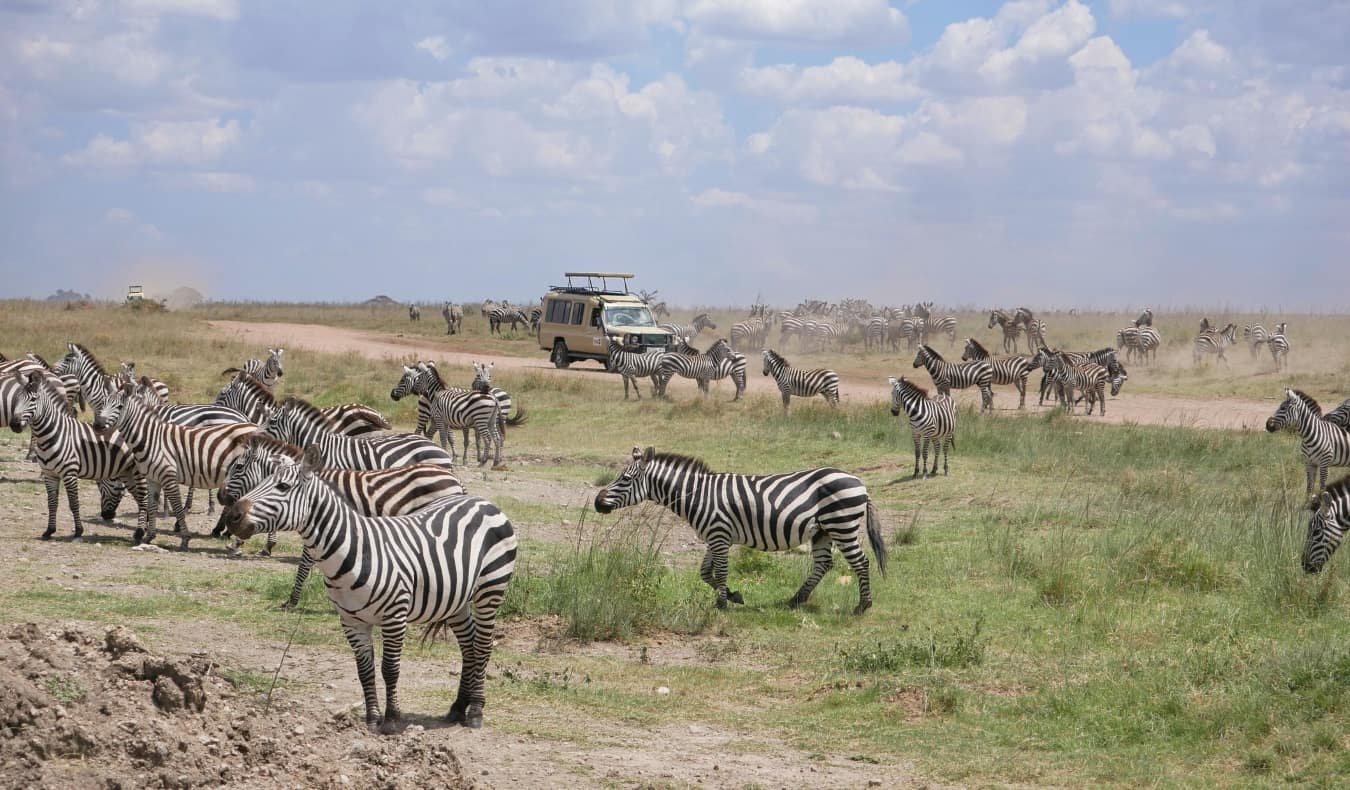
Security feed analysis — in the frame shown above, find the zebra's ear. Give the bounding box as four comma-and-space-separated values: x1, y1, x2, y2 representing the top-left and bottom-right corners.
300, 444, 324, 474
20, 372, 40, 393
887, 376, 897, 386
1319, 491, 1334, 511
642, 446, 655, 463
630, 446, 642, 461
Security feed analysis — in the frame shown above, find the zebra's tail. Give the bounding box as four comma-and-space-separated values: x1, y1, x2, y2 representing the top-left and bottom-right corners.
866, 501, 888, 578
503, 406, 528, 427
221, 366, 243, 377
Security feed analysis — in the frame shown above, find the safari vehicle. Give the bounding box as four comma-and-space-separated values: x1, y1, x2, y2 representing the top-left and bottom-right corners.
538, 272, 674, 368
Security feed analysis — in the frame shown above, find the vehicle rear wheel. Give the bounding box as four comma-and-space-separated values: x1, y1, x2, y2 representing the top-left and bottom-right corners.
552, 340, 571, 369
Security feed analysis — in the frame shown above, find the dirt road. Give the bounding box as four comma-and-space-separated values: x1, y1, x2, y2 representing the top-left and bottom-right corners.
209, 320, 1279, 431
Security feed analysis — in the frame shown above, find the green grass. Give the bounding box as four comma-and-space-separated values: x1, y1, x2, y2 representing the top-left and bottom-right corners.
2, 299, 1349, 786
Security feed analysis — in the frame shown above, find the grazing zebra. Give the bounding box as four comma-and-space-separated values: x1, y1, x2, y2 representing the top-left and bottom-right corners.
1193, 323, 1237, 366
659, 313, 716, 341
222, 446, 516, 732
1039, 350, 1109, 415
1243, 323, 1268, 358
389, 365, 514, 466
888, 377, 956, 478
1134, 308, 1153, 327
1265, 388, 1350, 494
1302, 475, 1350, 573
92, 378, 258, 547
988, 310, 1021, 353
223, 348, 284, 391
593, 447, 887, 614
442, 302, 464, 335
0, 372, 148, 540
606, 340, 664, 400
961, 337, 1037, 409
1267, 322, 1290, 371
1116, 327, 1143, 364
760, 349, 839, 409
488, 305, 528, 335
1324, 399, 1350, 430
655, 339, 746, 401
217, 436, 465, 606
408, 304, 420, 322
912, 344, 994, 411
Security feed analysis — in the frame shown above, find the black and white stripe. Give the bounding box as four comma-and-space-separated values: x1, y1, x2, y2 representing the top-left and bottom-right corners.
656, 339, 747, 401
266, 394, 457, 471
222, 446, 516, 731
92, 378, 258, 547
912, 344, 994, 411
961, 337, 1037, 409
1266, 322, 1290, 371
1302, 475, 1350, 573
659, 313, 716, 341
606, 340, 664, 400
0, 372, 148, 540
1243, 323, 1268, 358
594, 447, 887, 614
888, 376, 956, 478
760, 349, 839, 409
389, 364, 514, 467
217, 435, 465, 607
1266, 388, 1350, 494
1037, 350, 1109, 415
1193, 323, 1237, 365
988, 310, 1021, 353
223, 348, 284, 392
488, 305, 529, 335
1035, 347, 1118, 405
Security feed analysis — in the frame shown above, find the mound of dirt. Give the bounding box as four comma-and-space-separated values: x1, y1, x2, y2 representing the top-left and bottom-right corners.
0, 623, 473, 789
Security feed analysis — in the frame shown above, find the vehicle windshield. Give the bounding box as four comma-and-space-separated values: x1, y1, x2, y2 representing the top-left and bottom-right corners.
603, 305, 657, 328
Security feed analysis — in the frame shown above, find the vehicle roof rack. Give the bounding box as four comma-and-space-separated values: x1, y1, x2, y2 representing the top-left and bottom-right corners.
549, 272, 636, 296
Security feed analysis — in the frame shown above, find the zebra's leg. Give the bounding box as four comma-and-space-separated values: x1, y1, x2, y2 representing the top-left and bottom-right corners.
40, 474, 59, 540
829, 531, 874, 615
704, 540, 738, 608
135, 482, 160, 545
982, 384, 993, 411
443, 610, 477, 725
1016, 375, 1027, 409
789, 530, 834, 609
1319, 465, 1328, 494
781, 390, 790, 410
62, 471, 83, 540
377, 619, 407, 734
283, 548, 314, 610
1306, 463, 1316, 494
911, 431, 922, 478
184, 486, 194, 514
929, 438, 941, 477
460, 596, 502, 728
942, 437, 950, 476
341, 620, 382, 729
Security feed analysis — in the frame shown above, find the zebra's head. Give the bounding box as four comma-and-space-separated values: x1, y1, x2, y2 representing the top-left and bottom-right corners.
1109, 363, 1129, 396
1302, 489, 1345, 574
761, 349, 785, 376
390, 364, 422, 401
693, 313, 716, 331
2, 373, 39, 432
471, 361, 494, 392
91, 379, 133, 432
1267, 388, 1316, 433
266, 348, 285, 378
912, 345, 938, 369
594, 446, 654, 514
223, 446, 323, 541
961, 338, 986, 362
219, 436, 299, 508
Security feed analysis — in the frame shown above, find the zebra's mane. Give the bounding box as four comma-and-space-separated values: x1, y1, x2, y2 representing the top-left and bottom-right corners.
763, 349, 788, 367
278, 396, 338, 428
26, 352, 52, 371
421, 362, 448, 390
246, 433, 303, 460
69, 342, 109, 377
1315, 475, 1350, 508
965, 338, 989, 357
234, 373, 275, 405
1288, 389, 1322, 416
894, 376, 929, 398
647, 451, 712, 475
919, 344, 943, 361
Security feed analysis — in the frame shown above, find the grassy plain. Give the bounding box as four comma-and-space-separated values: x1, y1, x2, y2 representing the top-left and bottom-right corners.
1, 299, 1348, 786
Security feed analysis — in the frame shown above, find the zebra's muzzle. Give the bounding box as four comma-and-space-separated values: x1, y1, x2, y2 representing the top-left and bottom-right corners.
8, 417, 26, 433
1264, 418, 1281, 433
593, 494, 615, 514
222, 500, 255, 539
389, 388, 404, 401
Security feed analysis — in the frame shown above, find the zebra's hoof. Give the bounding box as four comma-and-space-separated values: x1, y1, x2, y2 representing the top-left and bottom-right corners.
377, 716, 401, 736
70, 535, 83, 544
726, 591, 744, 605
39, 531, 54, 541
131, 528, 145, 546
256, 549, 271, 558
715, 598, 728, 610
852, 600, 873, 616
786, 596, 803, 610
446, 701, 467, 724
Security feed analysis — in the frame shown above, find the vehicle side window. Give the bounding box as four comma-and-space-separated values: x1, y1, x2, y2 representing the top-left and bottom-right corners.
546, 299, 567, 324
569, 303, 585, 325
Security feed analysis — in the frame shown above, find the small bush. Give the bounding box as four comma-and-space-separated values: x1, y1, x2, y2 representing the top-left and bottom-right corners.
839, 618, 985, 672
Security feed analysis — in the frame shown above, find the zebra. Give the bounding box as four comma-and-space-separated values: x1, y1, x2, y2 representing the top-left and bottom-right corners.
469, 361, 519, 424
217, 436, 465, 606
1194, 323, 1236, 366
215, 372, 388, 436
0, 372, 148, 541
322, 403, 392, 436
442, 302, 464, 335
659, 313, 716, 341
118, 361, 170, 402
593, 447, 887, 614
1116, 327, 1144, 364
389, 364, 516, 466
408, 303, 420, 322
778, 316, 806, 348
1266, 322, 1290, 371
888, 377, 956, 478
56, 342, 135, 411
1037, 349, 1109, 415
1134, 308, 1153, 327
1034, 347, 1118, 405
729, 317, 766, 351
760, 349, 839, 409
221, 445, 516, 732
863, 316, 889, 352
20, 352, 85, 412
988, 310, 1021, 353
926, 315, 958, 345
1302, 475, 1350, 573
92, 378, 258, 547
266, 394, 459, 471
960, 337, 1037, 409
223, 348, 285, 391
1325, 399, 1350, 430
488, 305, 528, 335
912, 344, 994, 411
655, 339, 746, 400
606, 340, 664, 400
1265, 388, 1350, 494
1243, 324, 1268, 359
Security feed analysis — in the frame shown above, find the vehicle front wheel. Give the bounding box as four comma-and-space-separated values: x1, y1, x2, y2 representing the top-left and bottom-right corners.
552, 340, 571, 369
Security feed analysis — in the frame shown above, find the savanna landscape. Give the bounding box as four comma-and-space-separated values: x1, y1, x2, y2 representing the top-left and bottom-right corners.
2, 298, 1347, 788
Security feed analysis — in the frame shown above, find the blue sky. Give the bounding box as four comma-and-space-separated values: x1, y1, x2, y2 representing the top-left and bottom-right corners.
2, 1, 1347, 308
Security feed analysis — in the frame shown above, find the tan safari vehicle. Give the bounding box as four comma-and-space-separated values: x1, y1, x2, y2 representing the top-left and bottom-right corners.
538, 272, 675, 368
